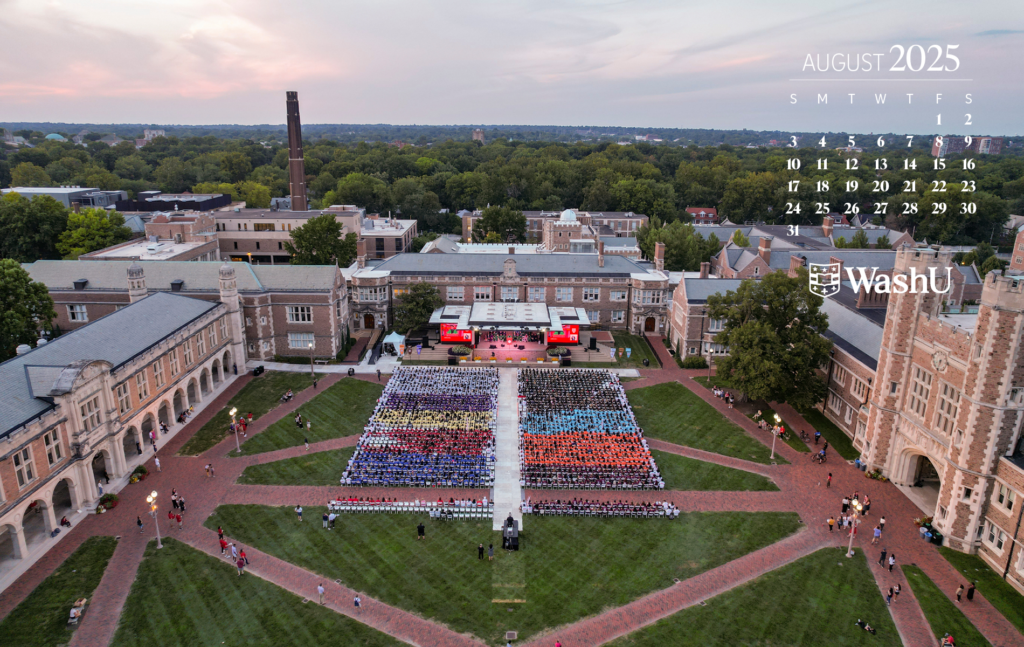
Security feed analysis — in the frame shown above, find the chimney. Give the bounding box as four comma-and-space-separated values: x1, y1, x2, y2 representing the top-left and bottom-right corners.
699, 261, 710, 279
598, 241, 605, 267
285, 91, 308, 211
829, 255, 845, 278
788, 254, 805, 277
758, 235, 773, 264
822, 214, 834, 237
357, 239, 367, 269
508, 246, 515, 255
71, 201, 81, 214
654, 241, 665, 272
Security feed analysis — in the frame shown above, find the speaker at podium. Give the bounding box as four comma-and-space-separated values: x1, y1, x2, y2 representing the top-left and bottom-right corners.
502, 515, 520, 551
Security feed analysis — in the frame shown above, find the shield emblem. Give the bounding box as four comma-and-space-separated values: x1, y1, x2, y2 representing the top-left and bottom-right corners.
808, 262, 841, 298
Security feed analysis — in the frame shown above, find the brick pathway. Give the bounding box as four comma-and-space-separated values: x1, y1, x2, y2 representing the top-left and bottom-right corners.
2, 352, 1023, 647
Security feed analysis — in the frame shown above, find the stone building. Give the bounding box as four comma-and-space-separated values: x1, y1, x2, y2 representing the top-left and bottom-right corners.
0, 285, 244, 577
23, 260, 348, 362
461, 208, 648, 242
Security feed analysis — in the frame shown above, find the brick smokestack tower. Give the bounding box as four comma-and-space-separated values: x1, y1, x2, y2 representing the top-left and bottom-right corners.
286, 91, 308, 211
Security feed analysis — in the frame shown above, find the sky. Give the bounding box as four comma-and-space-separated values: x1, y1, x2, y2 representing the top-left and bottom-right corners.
1, 0, 1022, 134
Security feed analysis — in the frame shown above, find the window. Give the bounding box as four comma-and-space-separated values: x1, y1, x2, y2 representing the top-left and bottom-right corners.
954, 429, 964, 447
256, 242, 260, 250
635, 290, 662, 305
689, 346, 697, 354
136, 372, 149, 401
153, 359, 165, 387
709, 318, 725, 332
474, 286, 491, 301
220, 317, 227, 341
279, 241, 283, 250
234, 241, 238, 250
393, 288, 408, 297
555, 287, 573, 302
287, 306, 313, 323
844, 405, 853, 424
254, 223, 275, 231
44, 429, 63, 466
67, 304, 88, 322
909, 366, 932, 419
583, 287, 599, 302
852, 378, 867, 400
856, 420, 867, 438
934, 383, 960, 435
183, 340, 194, 366
833, 365, 848, 386
939, 505, 948, 520
610, 289, 627, 301
336, 301, 343, 318
246, 317, 252, 326
358, 287, 384, 302
13, 448, 34, 488
196, 332, 205, 356
501, 286, 518, 301
260, 316, 266, 325
587, 310, 600, 323
828, 391, 842, 413
890, 381, 898, 394
997, 484, 1017, 512
447, 286, 464, 301
262, 341, 270, 350
528, 287, 545, 302
962, 487, 973, 501
116, 382, 132, 414
169, 349, 180, 376
611, 310, 625, 324
987, 522, 1007, 550
288, 332, 315, 349
80, 396, 101, 432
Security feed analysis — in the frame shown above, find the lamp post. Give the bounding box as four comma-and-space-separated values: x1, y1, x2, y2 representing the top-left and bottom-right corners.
770, 413, 781, 460
230, 407, 240, 454
846, 498, 863, 557
146, 490, 163, 549
308, 342, 315, 380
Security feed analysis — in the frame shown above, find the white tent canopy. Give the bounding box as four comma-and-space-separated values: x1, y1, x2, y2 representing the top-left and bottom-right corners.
382, 332, 406, 347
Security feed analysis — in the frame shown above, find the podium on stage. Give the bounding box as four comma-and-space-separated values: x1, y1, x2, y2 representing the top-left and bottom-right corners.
502, 515, 520, 551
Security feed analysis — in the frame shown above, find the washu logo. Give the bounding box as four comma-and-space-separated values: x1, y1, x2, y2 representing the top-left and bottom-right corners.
810, 264, 953, 298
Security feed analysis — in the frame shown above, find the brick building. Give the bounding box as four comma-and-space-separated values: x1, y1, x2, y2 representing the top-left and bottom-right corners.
685, 207, 718, 225
23, 261, 348, 362
79, 212, 221, 263
461, 209, 648, 242
0, 287, 245, 574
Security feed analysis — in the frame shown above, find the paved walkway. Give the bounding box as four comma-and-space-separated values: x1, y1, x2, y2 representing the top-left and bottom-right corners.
2, 341, 1022, 647
493, 368, 522, 531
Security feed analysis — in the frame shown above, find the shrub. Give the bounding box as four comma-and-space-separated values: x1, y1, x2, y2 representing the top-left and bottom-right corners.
451, 345, 472, 356
132, 464, 148, 475
97, 493, 119, 510
681, 356, 708, 369
546, 346, 570, 356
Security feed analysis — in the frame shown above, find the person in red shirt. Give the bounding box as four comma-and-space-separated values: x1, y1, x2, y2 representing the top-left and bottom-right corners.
219, 538, 228, 555
240, 549, 248, 565
236, 557, 245, 576
176, 513, 183, 529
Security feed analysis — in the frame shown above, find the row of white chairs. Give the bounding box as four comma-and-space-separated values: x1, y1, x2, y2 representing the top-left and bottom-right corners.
327, 501, 496, 515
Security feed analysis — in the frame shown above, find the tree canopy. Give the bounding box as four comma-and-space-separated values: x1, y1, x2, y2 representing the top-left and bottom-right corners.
0, 192, 68, 262
732, 229, 751, 247
0, 259, 56, 361
284, 213, 358, 267
392, 282, 443, 334
705, 269, 833, 410
473, 206, 526, 243
57, 208, 132, 259
635, 217, 720, 271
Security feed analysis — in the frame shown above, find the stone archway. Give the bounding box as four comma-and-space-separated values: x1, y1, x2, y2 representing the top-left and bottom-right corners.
122, 426, 141, 458
141, 413, 155, 439
186, 379, 198, 406
51, 478, 76, 521
172, 389, 185, 418
212, 359, 222, 386
158, 400, 171, 427
0, 523, 23, 569
891, 448, 943, 516
222, 350, 233, 376
92, 451, 113, 490
363, 313, 376, 329
200, 368, 211, 396
644, 317, 656, 332
21, 500, 52, 551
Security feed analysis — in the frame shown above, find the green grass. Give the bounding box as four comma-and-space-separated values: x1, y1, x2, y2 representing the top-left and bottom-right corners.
239, 447, 356, 485
796, 407, 859, 460
396, 360, 449, 366
751, 406, 810, 453
653, 449, 778, 491
628, 382, 787, 465
110, 538, 402, 647
237, 378, 383, 455
179, 371, 320, 456
903, 565, 992, 647
205, 505, 801, 645
0, 536, 117, 647
693, 375, 734, 391
609, 548, 900, 647
937, 547, 1024, 634
576, 332, 662, 369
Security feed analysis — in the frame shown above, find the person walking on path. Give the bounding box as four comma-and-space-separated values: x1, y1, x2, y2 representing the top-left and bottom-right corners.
879, 516, 885, 534
219, 538, 228, 555
295, 414, 303, 430
236, 557, 245, 576
956, 584, 964, 603
230, 543, 238, 561
178, 497, 186, 513
966, 583, 975, 601
377, 369, 381, 382
826, 472, 832, 488
240, 548, 249, 565
888, 554, 896, 572
354, 595, 361, 610
318, 583, 325, 605
209, 464, 215, 477
154, 457, 161, 472
886, 587, 893, 606
842, 497, 850, 514
827, 516, 835, 533
878, 548, 887, 565
218, 526, 224, 540
176, 513, 183, 529
137, 516, 143, 534
167, 510, 175, 531
295, 505, 303, 521
171, 492, 178, 511
893, 583, 901, 602
872, 525, 881, 545
478, 543, 484, 559
823, 440, 829, 453
417, 522, 425, 540
313, 378, 318, 390
204, 464, 211, 478
305, 438, 310, 451
815, 430, 821, 444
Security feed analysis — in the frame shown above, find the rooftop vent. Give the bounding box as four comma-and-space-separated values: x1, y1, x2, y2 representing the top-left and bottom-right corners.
170, 279, 184, 292
73, 279, 88, 290
15, 344, 32, 356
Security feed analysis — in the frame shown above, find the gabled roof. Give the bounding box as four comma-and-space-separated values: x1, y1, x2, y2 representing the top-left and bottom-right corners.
0, 292, 220, 437
820, 287, 885, 369
681, 278, 746, 303
366, 253, 655, 278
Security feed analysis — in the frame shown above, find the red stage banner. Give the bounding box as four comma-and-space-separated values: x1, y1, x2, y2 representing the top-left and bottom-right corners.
546, 324, 580, 344
440, 323, 473, 343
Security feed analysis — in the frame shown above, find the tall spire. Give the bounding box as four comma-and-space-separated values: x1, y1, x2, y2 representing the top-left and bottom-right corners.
286, 91, 307, 211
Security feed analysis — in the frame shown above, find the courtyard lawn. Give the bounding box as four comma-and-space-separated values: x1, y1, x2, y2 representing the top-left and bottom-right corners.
578, 332, 662, 369
693, 375, 734, 391
937, 547, 1024, 634
179, 371, 319, 456
652, 449, 778, 491
796, 407, 859, 460
237, 378, 382, 456
903, 565, 992, 647
0, 536, 117, 647
751, 406, 811, 453
206, 505, 800, 645
608, 548, 900, 647
238, 447, 356, 485
628, 382, 786, 465
109, 539, 402, 647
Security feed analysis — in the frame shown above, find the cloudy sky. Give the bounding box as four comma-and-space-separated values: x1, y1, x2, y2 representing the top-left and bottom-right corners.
1, 0, 1021, 133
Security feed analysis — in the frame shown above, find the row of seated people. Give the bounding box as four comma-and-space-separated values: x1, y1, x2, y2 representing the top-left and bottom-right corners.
518, 368, 630, 412
341, 450, 495, 487
356, 429, 494, 456
367, 410, 495, 430
379, 392, 496, 412
524, 498, 680, 518
519, 410, 638, 435
385, 366, 498, 395
521, 468, 664, 490
327, 497, 495, 513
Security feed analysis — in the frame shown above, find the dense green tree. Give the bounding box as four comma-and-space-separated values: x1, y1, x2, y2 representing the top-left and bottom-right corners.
980, 254, 1008, 277
154, 158, 195, 193
57, 209, 132, 259
732, 229, 751, 247
874, 234, 891, 250
849, 229, 870, 249
392, 282, 444, 334
410, 232, 440, 253
706, 269, 833, 410
11, 162, 51, 187
221, 152, 253, 183
0, 259, 56, 361
473, 205, 526, 243
236, 181, 271, 208
391, 178, 443, 229
284, 213, 357, 267
192, 182, 239, 199
328, 173, 392, 214
0, 193, 67, 262
113, 155, 151, 181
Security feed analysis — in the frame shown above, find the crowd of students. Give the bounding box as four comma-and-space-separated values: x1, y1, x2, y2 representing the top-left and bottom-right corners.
518, 369, 662, 490
341, 367, 498, 488
523, 497, 680, 518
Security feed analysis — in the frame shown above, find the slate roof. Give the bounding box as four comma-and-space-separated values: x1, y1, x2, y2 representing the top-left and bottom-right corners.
0, 292, 220, 437
368, 253, 653, 277
681, 278, 747, 302
599, 236, 639, 247
820, 288, 885, 369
